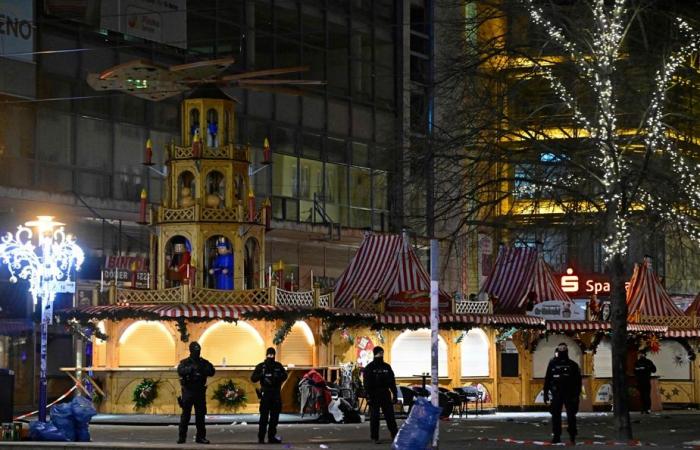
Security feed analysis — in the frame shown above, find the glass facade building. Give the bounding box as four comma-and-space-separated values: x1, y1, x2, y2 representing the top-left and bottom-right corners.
0, 1, 404, 256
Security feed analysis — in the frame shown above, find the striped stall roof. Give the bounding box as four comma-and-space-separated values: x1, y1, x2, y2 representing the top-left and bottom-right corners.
67, 303, 376, 321
666, 329, 700, 338
626, 258, 684, 319
375, 312, 544, 327
333, 234, 446, 308
480, 247, 571, 313
546, 321, 609, 331
546, 321, 668, 333
684, 293, 700, 316
71, 304, 292, 320
628, 324, 668, 333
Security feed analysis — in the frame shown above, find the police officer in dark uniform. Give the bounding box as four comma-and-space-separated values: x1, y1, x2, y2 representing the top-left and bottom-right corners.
177, 341, 215, 444
543, 342, 582, 444
251, 347, 288, 444
634, 351, 657, 414
362, 346, 398, 444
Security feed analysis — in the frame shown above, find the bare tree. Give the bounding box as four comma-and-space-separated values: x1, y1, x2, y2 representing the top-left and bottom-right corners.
416, 0, 700, 438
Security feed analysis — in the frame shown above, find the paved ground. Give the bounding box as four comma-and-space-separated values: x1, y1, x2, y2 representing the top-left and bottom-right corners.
90, 413, 320, 425
2, 411, 700, 449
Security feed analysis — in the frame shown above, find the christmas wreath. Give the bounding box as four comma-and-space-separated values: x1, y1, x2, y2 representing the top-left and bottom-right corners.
212, 379, 247, 410
132, 378, 160, 409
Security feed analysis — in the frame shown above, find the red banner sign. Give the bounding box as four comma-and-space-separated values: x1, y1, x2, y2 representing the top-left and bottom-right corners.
557, 268, 630, 298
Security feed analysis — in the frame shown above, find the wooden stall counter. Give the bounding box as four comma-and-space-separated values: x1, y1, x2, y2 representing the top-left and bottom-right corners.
63, 365, 340, 415
62, 366, 260, 414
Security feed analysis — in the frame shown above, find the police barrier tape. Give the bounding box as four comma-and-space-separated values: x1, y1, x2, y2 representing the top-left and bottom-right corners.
476, 437, 652, 446
13, 385, 78, 421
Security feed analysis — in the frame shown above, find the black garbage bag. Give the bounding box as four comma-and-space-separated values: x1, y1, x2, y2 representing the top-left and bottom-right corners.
29, 420, 68, 441
71, 395, 97, 442
50, 402, 76, 441
338, 398, 362, 423
391, 397, 440, 450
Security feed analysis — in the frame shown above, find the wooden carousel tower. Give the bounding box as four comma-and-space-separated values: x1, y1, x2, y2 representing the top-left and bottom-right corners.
153, 91, 267, 291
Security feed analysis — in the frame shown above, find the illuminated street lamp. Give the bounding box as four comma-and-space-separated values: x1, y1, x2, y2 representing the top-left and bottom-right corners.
0, 216, 84, 422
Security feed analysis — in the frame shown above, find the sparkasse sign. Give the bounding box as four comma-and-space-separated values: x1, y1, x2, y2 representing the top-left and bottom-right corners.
558, 268, 630, 297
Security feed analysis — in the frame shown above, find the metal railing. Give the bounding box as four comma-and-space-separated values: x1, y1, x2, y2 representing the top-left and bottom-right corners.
108, 281, 334, 308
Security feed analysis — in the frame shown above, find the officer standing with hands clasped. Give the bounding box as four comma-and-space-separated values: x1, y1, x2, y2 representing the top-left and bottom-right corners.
543, 342, 582, 444
177, 341, 215, 444
635, 351, 657, 414
251, 347, 288, 444
362, 346, 398, 444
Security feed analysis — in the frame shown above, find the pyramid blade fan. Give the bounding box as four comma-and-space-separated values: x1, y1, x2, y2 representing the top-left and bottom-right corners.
220, 65, 310, 81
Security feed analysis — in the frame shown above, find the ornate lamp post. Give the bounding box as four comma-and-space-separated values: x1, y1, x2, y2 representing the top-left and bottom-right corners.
0, 216, 84, 422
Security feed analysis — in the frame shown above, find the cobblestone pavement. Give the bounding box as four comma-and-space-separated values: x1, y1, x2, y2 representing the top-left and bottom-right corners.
1, 411, 699, 449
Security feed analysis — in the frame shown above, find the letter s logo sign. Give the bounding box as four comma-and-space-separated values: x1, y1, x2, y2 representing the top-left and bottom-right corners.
561, 268, 579, 293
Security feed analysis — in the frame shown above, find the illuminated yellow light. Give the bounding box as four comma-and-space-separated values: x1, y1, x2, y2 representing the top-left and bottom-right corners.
25, 216, 64, 235
199, 321, 264, 347
294, 321, 315, 346
118, 321, 175, 346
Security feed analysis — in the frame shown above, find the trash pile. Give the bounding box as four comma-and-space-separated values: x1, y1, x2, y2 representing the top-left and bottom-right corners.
29, 396, 97, 442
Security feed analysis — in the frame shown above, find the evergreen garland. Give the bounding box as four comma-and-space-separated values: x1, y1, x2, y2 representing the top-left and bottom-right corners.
176, 318, 190, 342
273, 320, 294, 345
212, 379, 247, 410
132, 378, 160, 409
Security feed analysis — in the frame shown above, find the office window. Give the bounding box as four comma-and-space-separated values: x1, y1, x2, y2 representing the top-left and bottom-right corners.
275, 127, 296, 155
373, 170, 388, 210
40, 32, 78, 77
302, 133, 322, 159
114, 123, 147, 201
327, 17, 349, 93
352, 105, 373, 139
36, 109, 71, 164
350, 167, 371, 208
327, 137, 346, 163
302, 96, 324, 130
272, 154, 297, 198
275, 94, 299, 125
352, 142, 368, 167
299, 158, 323, 201
277, 38, 300, 69
328, 100, 349, 135
248, 91, 272, 118
325, 162, 347, 224
376, 111, 395, 144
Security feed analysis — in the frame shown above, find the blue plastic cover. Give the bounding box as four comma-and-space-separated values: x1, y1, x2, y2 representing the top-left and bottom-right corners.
391, 397, 441, 450
29, 420, 68, 442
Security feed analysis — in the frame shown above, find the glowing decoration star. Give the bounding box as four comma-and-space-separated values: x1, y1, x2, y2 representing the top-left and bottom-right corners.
0, 216, 84, 422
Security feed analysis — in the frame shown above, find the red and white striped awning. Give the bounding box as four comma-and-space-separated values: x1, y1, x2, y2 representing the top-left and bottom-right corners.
666, 329, 700, 338
333, 234, 447, 308
626, 258, 684, 319
546, 321, 609, 331
375, 313, 544, 327
480, 247, 571, 313
546, 321, 668, 333
72, 304, 294, 320
68, 303, 377, 321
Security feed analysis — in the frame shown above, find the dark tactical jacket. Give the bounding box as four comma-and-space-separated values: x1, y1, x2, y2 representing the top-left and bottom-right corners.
544, 355, 582, 400
634, 357, 657, 383
363, 359, 398, 401
177, 356, 215, 391
251, 360, 288, 392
